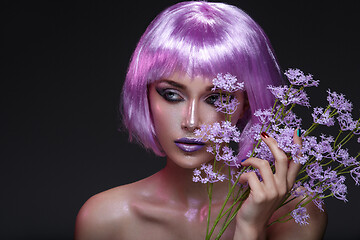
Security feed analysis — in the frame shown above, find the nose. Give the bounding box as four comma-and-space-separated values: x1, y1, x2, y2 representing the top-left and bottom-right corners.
182, 99, 200, 132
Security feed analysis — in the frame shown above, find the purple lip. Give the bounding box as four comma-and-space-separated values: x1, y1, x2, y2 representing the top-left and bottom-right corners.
174, 138, 205, 153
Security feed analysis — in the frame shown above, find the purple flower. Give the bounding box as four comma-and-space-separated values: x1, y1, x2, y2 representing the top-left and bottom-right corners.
305, 134, 334, 161
254, 108, 274, 125
243, 123, 263, 142
192, 164, 227, 184
193, 169, 201, 176
350, 166, 360, 186
293, 153, 309, 165
216, 146, 240, 167
291, 182, 306, 197
306, 162, 324, 180
291, 206, 310, 225
303, 181, 324, 197
284, 68, 320, 87
228, 169, 245, 186
330, 175, 348, 202
328, 147, 357, 167
281, 110, 302, 128
214, 97, 240, 114
267, 85, 288, 103
267, 85, 310, 107
272, 127, 298, 154
337, 112, 357, 131
320, 134, 335, 144
312, 107, 335, 126
212, 73, 244, 92
301, 136, 318, 157
195, 121, 241, 144
221, 121, 241, 143
327, 89, 353, 112
342, 157, 358, 167
354, 124, 360, 135
312, 198, 325, 212
323, 168, 338, 183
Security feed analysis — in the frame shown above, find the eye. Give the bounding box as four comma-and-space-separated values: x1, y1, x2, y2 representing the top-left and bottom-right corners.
205, 93, 235, 106
156, 88, 183, 102
205, 93, 220, 105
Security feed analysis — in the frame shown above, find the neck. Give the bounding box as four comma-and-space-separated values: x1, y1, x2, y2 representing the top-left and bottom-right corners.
157, 159, 235, 208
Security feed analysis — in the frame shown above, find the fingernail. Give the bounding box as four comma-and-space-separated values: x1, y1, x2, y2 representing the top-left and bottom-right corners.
241, 158, 247, 163
297, 128, 302, 137
261, 132, 269, 139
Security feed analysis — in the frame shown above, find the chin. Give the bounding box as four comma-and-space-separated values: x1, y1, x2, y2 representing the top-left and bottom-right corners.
169, 151, 213, 169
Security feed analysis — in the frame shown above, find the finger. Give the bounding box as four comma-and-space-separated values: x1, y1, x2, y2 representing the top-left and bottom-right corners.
260, 132, 288, 180
287, 128, 303, 187
239, 171, 264, 197
241, 157, 276, 188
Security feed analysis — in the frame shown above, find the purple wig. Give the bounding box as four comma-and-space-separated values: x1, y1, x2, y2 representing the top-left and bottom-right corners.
121, 1, 283, 157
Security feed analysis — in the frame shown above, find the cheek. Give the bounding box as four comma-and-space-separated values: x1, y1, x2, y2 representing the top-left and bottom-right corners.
231, 104, 244, 125
151, 101, 181, 135
200, 106, 224, 124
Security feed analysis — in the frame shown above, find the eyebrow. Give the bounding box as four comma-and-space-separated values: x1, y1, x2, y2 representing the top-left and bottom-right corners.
206, 85, 214, 91
158, 79, 214, 92
158, 80, 185, 89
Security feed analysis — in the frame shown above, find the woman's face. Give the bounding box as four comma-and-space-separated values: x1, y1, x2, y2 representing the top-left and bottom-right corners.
148, 73, 247, 169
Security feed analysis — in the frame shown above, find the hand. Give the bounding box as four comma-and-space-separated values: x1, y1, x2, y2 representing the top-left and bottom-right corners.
234, 130, 302, 240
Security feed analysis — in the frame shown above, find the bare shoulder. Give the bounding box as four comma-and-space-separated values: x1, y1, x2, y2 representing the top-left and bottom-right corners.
74, 183, 139, 240
267, 196, 327, 240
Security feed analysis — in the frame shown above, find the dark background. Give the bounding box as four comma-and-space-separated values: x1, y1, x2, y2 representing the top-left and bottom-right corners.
1, 0, 359, 239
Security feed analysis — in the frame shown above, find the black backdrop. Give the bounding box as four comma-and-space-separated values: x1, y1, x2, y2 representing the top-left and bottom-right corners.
1, 0, 360, 239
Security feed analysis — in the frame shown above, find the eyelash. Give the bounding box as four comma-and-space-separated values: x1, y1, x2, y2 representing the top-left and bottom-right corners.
155, 88, 232, 106
206, 94, 234, 105
156, 88, 183, 102
205, 94, 220, 105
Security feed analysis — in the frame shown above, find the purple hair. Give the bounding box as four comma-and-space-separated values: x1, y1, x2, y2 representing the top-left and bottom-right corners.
121, 1, 283, 156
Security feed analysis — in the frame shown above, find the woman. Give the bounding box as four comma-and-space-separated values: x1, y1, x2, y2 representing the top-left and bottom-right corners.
75, 2, 327, 239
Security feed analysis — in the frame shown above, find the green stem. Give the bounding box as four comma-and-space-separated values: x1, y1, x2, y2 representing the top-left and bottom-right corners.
333, 131, 343, 148
206, 182, 213, 239
215, 189, 250, 239
206, 168, 246, 239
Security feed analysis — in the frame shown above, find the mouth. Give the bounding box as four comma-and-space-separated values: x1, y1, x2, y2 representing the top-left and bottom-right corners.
174, 138, 206, 153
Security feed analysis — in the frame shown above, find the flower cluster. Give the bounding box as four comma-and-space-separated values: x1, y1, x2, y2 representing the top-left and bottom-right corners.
284, 68, 319, 87
214, 97, 240, 114
267, 85, 310, 107
195, 120, 241, 144
252, 69, 360, 219
193, 164, 226, 183
192, 69, 359, 238
327, 89, 353, 112
211, 73, 244, 92
337, 112, 358, 131
351, 166, 360, 185
290, 206, 310, 225
312, 107, 335, 126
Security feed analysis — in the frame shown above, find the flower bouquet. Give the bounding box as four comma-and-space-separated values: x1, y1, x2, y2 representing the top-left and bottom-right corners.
193, 69, 360, 239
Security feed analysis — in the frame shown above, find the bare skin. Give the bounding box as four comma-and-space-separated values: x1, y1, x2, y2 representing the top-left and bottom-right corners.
75, 74, 327, 240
